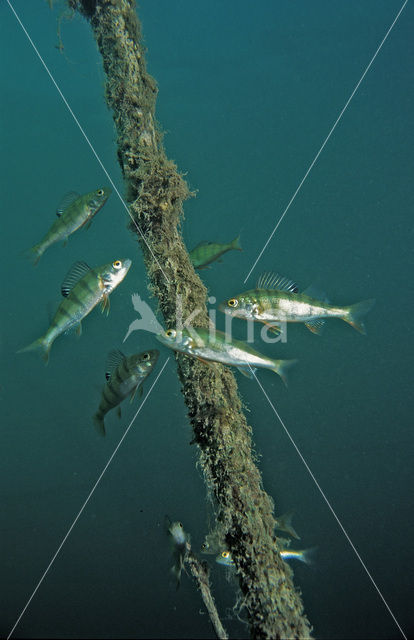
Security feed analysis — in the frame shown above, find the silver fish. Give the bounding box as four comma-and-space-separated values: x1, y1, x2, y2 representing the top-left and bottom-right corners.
156, 326, 297, 386
220, 272, 375, 335
216, 546, 315, 567
166, 516, 190, 589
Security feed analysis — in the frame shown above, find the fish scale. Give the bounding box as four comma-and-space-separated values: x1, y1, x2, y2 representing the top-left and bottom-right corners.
93, 349, 159, 435
156, 327, 296, 385
220, 271, 375, 335
18, 258, 131, 363
26, 186, 112, 264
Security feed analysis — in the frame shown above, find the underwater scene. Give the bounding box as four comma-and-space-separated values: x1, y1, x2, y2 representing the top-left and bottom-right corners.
1, 1, 413, 638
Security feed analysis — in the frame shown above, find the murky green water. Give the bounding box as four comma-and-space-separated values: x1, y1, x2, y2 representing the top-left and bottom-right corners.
1, 1, 413, 638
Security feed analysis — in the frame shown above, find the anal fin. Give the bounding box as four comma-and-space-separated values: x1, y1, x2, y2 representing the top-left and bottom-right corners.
304, 318, 325, 335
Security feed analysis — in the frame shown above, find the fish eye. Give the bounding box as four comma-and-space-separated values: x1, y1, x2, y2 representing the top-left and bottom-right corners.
179, 522, 183, 528
142, 352, 150, 360
166, 329, 176, 339
201, 542, 208, 550
228, 298, 238, 308
97, 189, 104, 196
222, 551, 230, 559
112, 260, 122, 269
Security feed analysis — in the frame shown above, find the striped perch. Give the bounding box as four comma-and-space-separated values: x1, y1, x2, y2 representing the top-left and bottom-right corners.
93, 348, 159, 436
26, 187, 112, 265
18, 258, 131, 363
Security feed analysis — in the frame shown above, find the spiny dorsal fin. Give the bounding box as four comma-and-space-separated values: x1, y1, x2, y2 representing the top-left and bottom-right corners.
256, 272, 299, 293
105, 349, 126, 380
61, 261, 91, 297
192, 241, 211, 250
56, 191, 80, 216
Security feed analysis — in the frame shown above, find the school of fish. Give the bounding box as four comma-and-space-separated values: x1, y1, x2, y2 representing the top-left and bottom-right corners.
19, 178, 374, 586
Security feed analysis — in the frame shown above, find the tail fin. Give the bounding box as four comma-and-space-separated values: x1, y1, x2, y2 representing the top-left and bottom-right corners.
230, 234, 242, 251
272, 359, 298, 387
23, 243, 44, 266
298, 546, 317, 566
93, 414, 106, 436
276, 511, 300, 540
344, 298, 375, 334
17, 336, 51, 364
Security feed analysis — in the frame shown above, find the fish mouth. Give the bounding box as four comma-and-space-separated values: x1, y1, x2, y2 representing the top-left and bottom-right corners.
218, 302, 234, 315
122, 258, 132, 272
148, 348, 160, 364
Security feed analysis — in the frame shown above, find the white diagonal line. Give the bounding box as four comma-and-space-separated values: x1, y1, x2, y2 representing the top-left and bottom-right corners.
6, 0, 170, 284
250, 368, 407, 640
7, 357, 170, 640
244, 0, 408, 284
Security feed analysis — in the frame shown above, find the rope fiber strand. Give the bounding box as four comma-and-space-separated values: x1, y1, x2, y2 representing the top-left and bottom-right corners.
70, 1, 313, 637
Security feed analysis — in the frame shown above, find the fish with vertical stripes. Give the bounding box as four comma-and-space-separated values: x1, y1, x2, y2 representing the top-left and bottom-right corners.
18, 258, 131, 363
220, 271, 375, 335
93, 348, 159, 436
26, 187, 112, 264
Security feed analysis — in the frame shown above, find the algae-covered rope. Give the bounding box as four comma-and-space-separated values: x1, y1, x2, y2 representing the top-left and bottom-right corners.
70, 1, 313, 637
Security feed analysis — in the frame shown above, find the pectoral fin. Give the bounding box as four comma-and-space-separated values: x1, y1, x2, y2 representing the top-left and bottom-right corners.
262, 321, 282, 334
236, 365, 256, 379
101, 294, 110, 315
82, 217, 94, 231
195, 356, 216, 368
129, 384, 143, 403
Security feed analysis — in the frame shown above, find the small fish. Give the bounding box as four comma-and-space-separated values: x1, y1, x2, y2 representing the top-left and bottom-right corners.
26, 187, 111, 264
279, 548, 316, 565
156, 326, 297, 385
219, 272, 375, 335
93, 348, 159, 436
216, 547, 315, 567
18, 258, 131, 363
275, 512, 300, 540
189, 235, 242, 269
166, 517, 190, 589
201, 527, 225, 555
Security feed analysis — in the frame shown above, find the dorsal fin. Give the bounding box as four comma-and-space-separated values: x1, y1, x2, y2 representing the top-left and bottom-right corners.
192, 241, 211, 249
302, 284, 329, 303
56, 191, 80, 216
61, 261, 91, 297
105, 349, 126, 380
256, 272, 299, 293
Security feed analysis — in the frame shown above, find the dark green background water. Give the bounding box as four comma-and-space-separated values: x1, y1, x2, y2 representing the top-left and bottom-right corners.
1, 1, 413, 638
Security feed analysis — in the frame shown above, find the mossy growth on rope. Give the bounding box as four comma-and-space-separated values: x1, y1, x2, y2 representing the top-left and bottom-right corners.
70, 1, 313, 637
